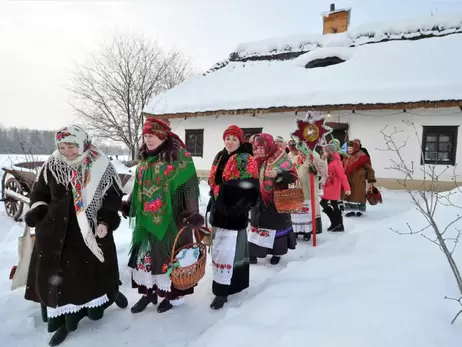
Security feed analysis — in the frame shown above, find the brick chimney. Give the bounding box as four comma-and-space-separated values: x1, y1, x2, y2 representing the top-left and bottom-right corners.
322, 3, 351, 34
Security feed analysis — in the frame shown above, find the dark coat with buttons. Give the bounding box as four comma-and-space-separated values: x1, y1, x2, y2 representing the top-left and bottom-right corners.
24, 165, 122, 308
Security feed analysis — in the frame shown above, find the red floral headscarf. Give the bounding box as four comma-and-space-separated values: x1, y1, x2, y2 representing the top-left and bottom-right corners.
252, 133, 278, 168
252, 133, 295, 205
142, 117, 186, 148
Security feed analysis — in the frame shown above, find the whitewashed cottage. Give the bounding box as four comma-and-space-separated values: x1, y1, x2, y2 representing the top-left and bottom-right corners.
144, 5, 462, 190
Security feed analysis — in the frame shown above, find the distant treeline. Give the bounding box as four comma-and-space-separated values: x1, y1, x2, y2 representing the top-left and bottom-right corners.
0, 126, 127, 155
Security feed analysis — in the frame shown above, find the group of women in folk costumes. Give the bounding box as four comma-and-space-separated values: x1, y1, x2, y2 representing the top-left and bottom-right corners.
206, 128, 300, 308
321, 139, 376, 231
24, 119, 209, 346
284, 135, 375, 233
23, 119, 376, 345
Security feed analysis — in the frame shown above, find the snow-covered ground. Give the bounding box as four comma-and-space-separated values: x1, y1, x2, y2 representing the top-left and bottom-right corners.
0, 155, 461, 346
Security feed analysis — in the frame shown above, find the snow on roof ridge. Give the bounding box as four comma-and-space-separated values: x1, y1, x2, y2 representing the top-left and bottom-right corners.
232, 11, 462, 59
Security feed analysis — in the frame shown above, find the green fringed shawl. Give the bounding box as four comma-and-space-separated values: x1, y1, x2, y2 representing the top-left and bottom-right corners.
130, 148, 197, 245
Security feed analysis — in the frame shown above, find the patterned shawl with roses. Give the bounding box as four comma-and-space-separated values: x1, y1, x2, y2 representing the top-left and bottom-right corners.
130, 147, 197, 244
253, 134, 297, 205
208, 150, 259, 199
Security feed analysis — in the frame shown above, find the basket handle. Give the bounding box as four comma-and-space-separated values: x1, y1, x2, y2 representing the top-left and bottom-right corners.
170, 226, 202, 264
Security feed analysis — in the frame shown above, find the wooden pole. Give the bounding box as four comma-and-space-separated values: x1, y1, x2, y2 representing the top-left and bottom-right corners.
309, 154, 317, 247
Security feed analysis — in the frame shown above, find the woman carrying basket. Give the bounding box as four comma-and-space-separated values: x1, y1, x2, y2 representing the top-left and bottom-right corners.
248, 134, 298, 265
207, 125, 259, 310
120, 117, 205, 314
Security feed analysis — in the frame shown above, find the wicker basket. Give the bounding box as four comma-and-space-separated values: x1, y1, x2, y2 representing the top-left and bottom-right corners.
169, 227, 207, 291
274, 187, 304, 213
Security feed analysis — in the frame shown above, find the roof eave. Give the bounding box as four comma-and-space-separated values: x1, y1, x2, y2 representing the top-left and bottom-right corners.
143, 100, 462, 120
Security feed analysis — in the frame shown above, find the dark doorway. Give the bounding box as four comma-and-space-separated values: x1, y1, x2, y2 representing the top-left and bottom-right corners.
326, 122, 349, 145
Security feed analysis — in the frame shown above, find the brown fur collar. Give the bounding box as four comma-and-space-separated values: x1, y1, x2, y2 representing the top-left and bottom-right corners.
138, 135, 183, 162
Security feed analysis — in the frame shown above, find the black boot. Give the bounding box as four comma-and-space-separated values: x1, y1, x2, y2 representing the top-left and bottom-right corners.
323, 207, 335, 231
115, 292, 128, 309
250, 256, 258, 264
210, 296, 228, 310
270, 256, 281, 265
356, 212, 363, 217
49, 327, 68, 346
331, 210, 344, 232
131, 293, 158, 314
303, 232, 311, 241
157, 299, 173, 313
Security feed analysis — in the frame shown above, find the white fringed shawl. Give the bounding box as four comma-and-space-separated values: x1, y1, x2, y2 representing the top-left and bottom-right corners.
38, 146, 122, 262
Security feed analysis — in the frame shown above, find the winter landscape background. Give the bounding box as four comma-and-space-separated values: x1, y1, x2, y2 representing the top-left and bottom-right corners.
0, 153, 461, 346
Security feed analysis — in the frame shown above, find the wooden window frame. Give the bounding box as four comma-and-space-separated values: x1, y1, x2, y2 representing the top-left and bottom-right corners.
241, 127, 263, 141
421, 125, 458, 166
185, 129, 204, 157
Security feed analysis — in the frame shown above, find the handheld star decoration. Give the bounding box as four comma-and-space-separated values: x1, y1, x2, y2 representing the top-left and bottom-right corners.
291, 112, 333, 154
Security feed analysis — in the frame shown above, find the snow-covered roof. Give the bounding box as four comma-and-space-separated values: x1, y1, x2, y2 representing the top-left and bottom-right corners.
145, 12, 462, 117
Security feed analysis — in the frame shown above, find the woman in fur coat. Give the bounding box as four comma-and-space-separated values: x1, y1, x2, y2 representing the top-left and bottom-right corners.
249, 134, 298, 265
120, 117, 205, 314
24, 125, 127, 346
343, 140, 376, 217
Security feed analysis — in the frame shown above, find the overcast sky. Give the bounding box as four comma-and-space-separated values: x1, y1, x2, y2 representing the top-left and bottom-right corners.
1, 0, 462, 130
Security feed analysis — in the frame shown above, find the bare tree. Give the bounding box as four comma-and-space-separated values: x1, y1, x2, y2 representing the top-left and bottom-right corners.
379, 121, 462, 324
70, 33, 194, 159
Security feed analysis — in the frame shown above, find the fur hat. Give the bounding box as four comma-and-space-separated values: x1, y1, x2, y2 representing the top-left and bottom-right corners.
223, 125, 244, 143
142, 117, 171, 140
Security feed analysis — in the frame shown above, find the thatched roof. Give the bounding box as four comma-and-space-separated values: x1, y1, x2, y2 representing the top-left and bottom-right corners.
144, 12, 462, 119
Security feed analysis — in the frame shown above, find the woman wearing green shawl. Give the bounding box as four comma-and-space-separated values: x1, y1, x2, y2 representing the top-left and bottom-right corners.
120, 117, 203, 314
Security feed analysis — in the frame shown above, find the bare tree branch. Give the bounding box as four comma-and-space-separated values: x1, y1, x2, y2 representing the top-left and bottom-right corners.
69, 33, 194, 159
445, 296, 462, 324
380, 121, 462, 323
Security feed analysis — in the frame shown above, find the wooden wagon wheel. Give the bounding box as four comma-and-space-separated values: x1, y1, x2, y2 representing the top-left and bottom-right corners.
3, 176, 24, 220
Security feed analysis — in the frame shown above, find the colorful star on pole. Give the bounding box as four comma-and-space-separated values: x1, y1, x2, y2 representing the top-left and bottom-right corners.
291, 112, 333, 152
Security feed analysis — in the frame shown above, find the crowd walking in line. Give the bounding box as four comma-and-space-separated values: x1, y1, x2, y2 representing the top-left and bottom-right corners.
20, 119, 377, 346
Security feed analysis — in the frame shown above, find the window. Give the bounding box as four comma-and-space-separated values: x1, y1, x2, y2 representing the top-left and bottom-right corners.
241, 127, 263, 141
421, 126, 458, 165
185, 129, 204, 157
